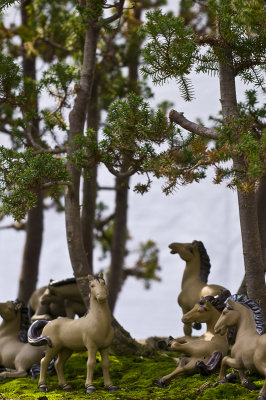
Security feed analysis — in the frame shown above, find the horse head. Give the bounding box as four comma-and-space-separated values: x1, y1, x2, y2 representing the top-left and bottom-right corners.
214, 299, 238, 336
0, 300, 23, 321
88, 273, 108, 304
169, 241, 199, 261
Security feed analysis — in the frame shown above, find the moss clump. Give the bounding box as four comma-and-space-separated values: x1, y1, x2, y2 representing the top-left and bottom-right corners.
0, 352, 263, 399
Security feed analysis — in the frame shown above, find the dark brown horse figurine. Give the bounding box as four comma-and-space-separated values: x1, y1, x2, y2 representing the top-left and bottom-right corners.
169, 240, 227, 335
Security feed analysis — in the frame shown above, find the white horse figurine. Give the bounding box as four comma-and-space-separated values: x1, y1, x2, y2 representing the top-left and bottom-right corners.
169, 240, 227, 335
0, 300, 45, 380
214, 295, 266, 400
28, 273, 116, 394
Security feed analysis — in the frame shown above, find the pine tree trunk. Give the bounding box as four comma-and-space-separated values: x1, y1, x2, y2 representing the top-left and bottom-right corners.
108, 175, 129, 312
65, 24, 99, 306
81, 78, 99, 274
17, 0, 43, 303
218, 48, 266, 314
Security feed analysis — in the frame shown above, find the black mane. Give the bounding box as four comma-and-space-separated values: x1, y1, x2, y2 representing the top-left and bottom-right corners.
49, 277, 76, 287
192, 240, 211, 283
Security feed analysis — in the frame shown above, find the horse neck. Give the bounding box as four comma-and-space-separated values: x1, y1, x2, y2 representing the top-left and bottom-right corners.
181, 255, 202, 288
0, 313, 20, 337
205, 309, 221, 334
235, 306, 258, 340
87, 296, 112, 325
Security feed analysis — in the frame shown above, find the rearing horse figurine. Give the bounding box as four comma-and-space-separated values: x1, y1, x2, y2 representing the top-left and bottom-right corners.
169, 240, 227, 335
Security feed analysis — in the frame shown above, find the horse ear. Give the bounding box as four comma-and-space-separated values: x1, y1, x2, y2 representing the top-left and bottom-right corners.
98, 272, 104, 280
88, 275, 93, 282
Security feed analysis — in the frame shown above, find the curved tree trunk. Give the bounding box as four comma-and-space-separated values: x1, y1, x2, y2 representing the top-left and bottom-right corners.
218, 48, 266, 314
17, 0, 43, 303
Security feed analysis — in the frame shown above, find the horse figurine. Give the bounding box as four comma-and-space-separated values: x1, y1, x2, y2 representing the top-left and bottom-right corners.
29, 278, 86, 321
0, 300, 45, 380
28, 273, 117, 394
153, 290, 231, 387
169, 240, 227, 335
214, 294, 266, 399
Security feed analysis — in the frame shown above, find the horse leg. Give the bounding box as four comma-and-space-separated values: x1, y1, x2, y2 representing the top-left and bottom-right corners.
0, 368, 27, 380
38, 347, 58, 392
153, 359, 196, 387
55, 348, 73, 391
237, 369, 256, 390
99, 348, 117, 392
85, 347, 97, 393
258, 378, 266, 400
217, 356, 243, 384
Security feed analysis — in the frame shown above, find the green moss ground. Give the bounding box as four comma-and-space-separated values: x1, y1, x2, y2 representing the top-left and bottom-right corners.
0, 352, 263, 400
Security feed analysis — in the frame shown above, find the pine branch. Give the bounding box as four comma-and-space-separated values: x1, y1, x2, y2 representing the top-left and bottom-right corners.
169, 109, 218, 140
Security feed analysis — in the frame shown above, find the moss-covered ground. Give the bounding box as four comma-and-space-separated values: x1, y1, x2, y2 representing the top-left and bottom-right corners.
0, 352, 263, 400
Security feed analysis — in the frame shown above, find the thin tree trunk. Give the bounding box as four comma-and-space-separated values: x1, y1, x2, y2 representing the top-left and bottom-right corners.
218, 48, 266, 313
108, 175, 129, 312
17, 0, 43, 303
65, 23, 100, 307
81, 78, 99, 274
256, 178, 266, 269
17, 192, 43, 303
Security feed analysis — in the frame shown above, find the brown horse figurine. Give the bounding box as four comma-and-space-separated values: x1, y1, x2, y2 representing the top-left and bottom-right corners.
214, 295, 266, 400
29, 278, 86, 321
28, 273, 116, 394
154, 290, 230, 387
169, 240, 227, 335
0, 300, 45, 380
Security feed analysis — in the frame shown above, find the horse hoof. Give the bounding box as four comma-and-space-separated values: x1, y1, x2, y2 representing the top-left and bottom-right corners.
192, 321, 202, 330
38, 383, 48, 392
152, 378, 167, 388
167, 336, 174, 346
60, 383, 73, 391
243, 380, 256, 391
86, 384, 96, 394
105, 384, 117, 392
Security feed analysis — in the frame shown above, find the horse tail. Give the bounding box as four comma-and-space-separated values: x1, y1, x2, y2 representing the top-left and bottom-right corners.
27, 320, 53, 347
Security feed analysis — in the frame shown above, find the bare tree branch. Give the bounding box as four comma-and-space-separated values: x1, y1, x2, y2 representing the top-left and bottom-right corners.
41, 181, 72, 189
101, 0, 125, 24
169, 109, 219, 140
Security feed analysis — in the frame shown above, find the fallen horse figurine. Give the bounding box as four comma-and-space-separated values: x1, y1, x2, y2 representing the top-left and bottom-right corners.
169, 240, 227, 335
0, 300, 45, 380
214, 294, 266, 400
154, 290, 230, 387
28, 273, 116, 393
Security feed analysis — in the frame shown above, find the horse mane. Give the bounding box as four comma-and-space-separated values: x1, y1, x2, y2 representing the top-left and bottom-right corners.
227, 294, 265, 335
192, 240, 211, 283
12, 300, 31, 343
199, 289, 231, 312
49, 277, 76, 287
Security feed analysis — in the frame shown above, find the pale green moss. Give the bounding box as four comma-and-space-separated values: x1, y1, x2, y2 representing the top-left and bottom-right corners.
0, 352, 263, 399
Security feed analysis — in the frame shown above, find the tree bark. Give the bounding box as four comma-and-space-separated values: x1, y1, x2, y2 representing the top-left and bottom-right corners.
108, 175, 129, 312
17, 0, 43, 303
65, 22, 100, 306
81, 78, 99, 274
218, 48, 266, 313
256, 178, 266, 269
